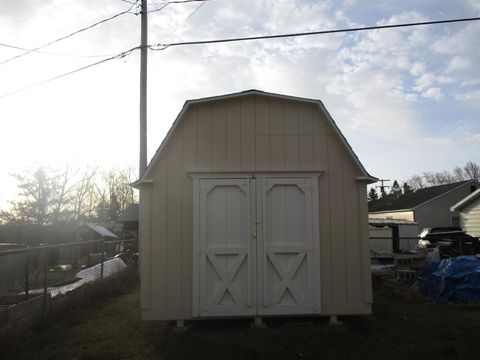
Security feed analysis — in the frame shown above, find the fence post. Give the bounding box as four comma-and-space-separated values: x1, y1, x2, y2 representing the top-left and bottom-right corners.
100, 239, 105, 283
24, 252, 30, 300
42, 246, 49, 323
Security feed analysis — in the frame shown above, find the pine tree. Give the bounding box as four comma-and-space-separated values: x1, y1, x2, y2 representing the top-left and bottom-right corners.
390, 180, 401, 195
367, 187, 379, 201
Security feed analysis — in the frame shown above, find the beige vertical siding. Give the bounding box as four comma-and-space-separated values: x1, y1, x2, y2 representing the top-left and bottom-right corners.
460, 200, 480, 237
415, 184, 477, 229
140, 94, 371, 320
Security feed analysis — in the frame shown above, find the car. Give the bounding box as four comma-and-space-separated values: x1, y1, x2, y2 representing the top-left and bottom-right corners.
418, 227, 480, 258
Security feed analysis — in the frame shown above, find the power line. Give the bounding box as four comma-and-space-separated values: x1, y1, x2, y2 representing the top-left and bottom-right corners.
0, 0, 76, 29
0, 46, 140, 99
147, 4, 170, 14
183, 0, 207, 22
150, 16, 480, 50
146, 0, 209, 14
0, 3, 137, 66
0, 42, 116, 58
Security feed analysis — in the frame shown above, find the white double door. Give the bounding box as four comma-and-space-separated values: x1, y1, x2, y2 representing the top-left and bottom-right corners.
193, 174, 320, 317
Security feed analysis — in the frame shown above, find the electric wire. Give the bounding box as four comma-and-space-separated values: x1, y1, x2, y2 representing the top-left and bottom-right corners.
150, 16, 480, 50
0, 46, 140, 99
0, 42, 116, 58
0, 3, 137, 66
0, 0, 77, 29
183, 0, 207, 22
146, 0, 209, 14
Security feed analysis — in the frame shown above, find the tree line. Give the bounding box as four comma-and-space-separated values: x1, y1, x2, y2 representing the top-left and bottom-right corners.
368, 161, 479, 201
0, 166, 138, 226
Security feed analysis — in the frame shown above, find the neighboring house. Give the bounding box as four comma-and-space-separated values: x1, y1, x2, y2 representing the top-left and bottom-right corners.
117, 203, 139, 239
369, 180, 479, 230
133, 89, 376, 323
451, 188, 480, 237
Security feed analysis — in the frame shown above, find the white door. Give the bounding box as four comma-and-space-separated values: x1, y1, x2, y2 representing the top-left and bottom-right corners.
257, 176, 320, 315
193, 174, 319, 317
193, 177, 256, 316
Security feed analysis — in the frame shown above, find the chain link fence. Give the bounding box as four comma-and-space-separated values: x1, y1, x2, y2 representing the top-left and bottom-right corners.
0, 239, 137, 338
370, 236, 420, 258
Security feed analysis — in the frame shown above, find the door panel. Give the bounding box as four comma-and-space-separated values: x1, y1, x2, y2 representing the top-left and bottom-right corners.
194, 178, 256, 316
257, 176, 319, 315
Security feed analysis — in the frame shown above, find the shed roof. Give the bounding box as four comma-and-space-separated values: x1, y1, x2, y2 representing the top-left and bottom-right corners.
117, 203, 139, 222
84, 223, 118, 239
369, 180, 479, 212
451, 188, 480, 211
133, 89, 377, 186
369, 218, 418, 226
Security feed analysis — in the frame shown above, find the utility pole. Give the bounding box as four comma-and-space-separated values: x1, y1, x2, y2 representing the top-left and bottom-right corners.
139, 0, 148, 177
376, 179, 390, 198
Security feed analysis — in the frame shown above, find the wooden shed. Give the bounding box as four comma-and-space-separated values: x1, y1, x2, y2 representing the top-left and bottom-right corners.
134, 90, 377, 323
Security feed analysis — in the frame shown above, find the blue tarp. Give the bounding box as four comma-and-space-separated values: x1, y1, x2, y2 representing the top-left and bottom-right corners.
418, 256, 480, 304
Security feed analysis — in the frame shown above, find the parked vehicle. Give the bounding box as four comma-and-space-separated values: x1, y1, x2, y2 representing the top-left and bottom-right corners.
418, 227, 480, 258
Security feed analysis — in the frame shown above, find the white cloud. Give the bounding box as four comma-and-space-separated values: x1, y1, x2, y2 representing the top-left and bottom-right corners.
410, 62, 426, 76
422, 87, 444, 100
446, 56, 472, 72
455, 90, 480, 101
432, 23, 480, 55
461, 78, 480, 87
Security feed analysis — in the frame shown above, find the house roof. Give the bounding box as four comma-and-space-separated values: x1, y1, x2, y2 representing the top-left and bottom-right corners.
117, 203, 139, 222
133, 89, 377, 186
451, 188, 480, 211
368, 180, 480, 212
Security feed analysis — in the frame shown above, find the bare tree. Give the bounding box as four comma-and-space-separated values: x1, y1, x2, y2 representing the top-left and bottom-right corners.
406, 161, 479, 190
464, 161, 480, 181
1, 165, 138, 225
453, 166, 466, 181
97, 168, 138, 220
422, 171, 456, 186
2, 167, 56, 225
407, 174, 426, 190
71, 167, 98, 222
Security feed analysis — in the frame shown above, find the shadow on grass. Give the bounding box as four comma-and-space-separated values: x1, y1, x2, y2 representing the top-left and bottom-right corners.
4, 283, 480, 360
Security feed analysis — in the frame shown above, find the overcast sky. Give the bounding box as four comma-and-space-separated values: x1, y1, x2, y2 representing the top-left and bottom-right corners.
1, 0, 479, 208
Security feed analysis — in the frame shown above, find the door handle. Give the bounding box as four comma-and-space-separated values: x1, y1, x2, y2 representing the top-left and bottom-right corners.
252, 230, 256, 240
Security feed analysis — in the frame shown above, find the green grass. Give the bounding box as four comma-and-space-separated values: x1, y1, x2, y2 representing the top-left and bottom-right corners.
4, 284, 480, 360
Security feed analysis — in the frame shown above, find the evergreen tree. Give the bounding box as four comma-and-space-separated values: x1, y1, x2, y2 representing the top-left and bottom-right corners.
367, 187, 379, 201
390, 180, 401, 195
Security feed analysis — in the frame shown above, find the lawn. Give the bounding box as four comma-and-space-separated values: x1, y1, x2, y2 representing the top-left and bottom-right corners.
5, 283, 480, 360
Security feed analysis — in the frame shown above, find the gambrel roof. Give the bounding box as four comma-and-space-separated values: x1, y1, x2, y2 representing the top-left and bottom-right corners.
134, 89, 376, 186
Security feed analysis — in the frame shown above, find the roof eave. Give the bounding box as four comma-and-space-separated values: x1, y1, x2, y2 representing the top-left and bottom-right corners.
357, 176, 379, 184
